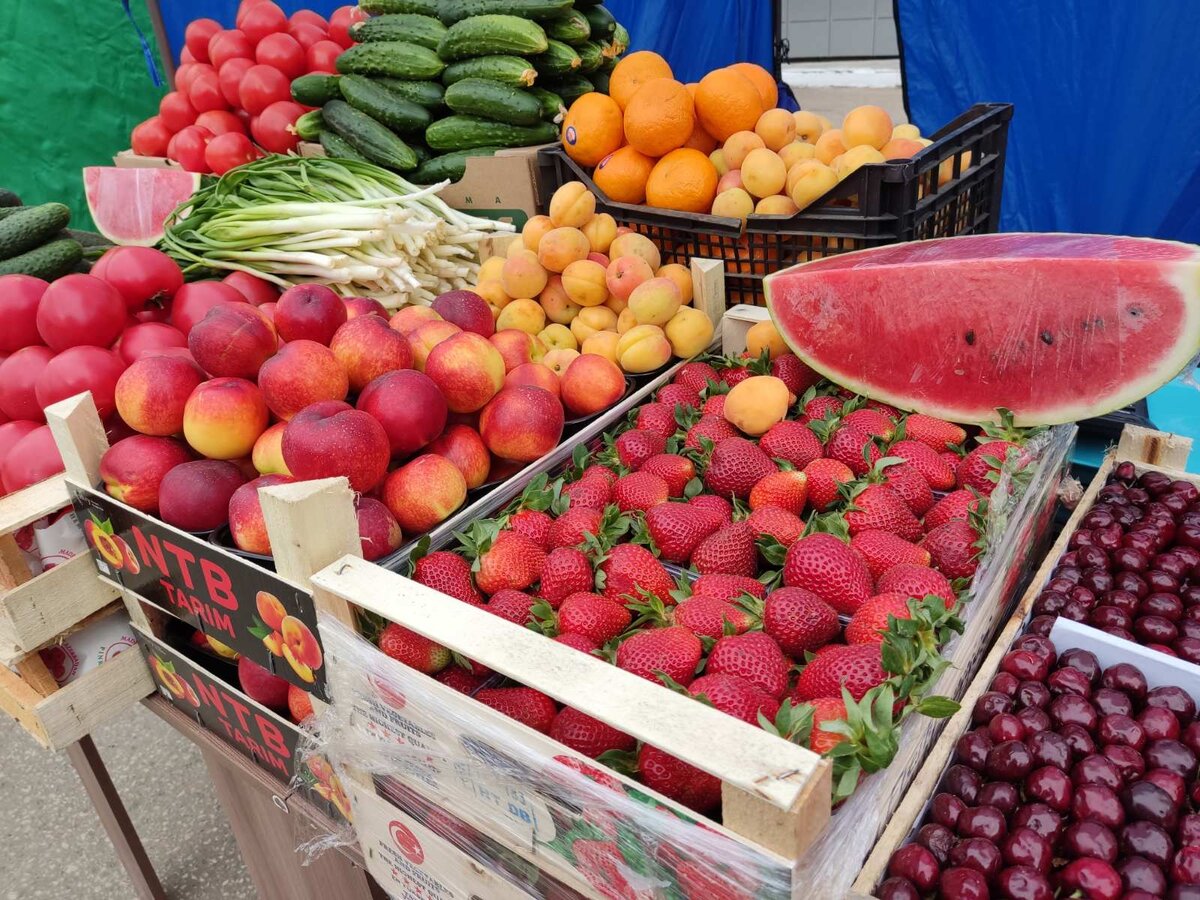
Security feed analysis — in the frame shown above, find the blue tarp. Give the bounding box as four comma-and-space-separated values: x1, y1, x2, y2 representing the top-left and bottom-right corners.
897, 0, 1200, 242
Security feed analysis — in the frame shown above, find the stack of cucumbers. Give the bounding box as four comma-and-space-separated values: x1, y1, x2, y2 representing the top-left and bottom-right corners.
290, 0, 628, 185
0, 192, 111, 279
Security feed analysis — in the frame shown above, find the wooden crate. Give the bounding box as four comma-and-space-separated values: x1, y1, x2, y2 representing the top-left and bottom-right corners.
852, 425, 1194, 896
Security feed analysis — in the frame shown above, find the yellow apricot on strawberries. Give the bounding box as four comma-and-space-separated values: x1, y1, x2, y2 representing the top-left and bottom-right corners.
745, 320, 787, 359
664, 306, 714, 358
538, 227, 590, 273
549, 182, 597, 228
501, 249, 548, 299
655, 263, 693, 305
581, 213, 617, 253
741, 147, 787, 198
522, 215, 554, 252
561, 259, 609, 307
724, 375, 791, 435
754, 108, 796, 152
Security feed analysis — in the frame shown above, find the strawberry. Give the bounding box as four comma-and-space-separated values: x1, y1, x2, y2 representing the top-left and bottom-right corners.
657, 382, 700, 410
845, 592, 916, 644
703, 437, 776, 499
691, 521, 757, 577
688, 672, 780, 724
701, 394, 726, 417
803, 457, 855, 511
865, 400, 901, 420
674, 360, 720, 393
924, 489, 981, 531
882, 462, 935, 516
547, 506, 604, 549
823, 424, 881, 476
378, 623, 450, 674
689, 494, 732, 524
762, 586, 839, 657
672, 595, 754, 639
676, 860, 756, 900
783, 533, 873, 615
684, 414, 739, 450
475, 687, 557, 733
806, 696, 850, 754
845, 484, 922, 541
549, 707, 635, 758
644, 502, 719, 563
613, 471, 670, 512
508, 508, 553, 549
635, 402, 678, 439
792, 642, 886, 702
771, 354, 820, 396
475, 530, 545, 595
582, 464, 618, 484
615, 429, 666, 470
746, 505, 804, 546
720, 364, 751, 386
434, 665, 486, 695
940, 450, 964, 473
598, 543, 674, 603
539, 547, 595, 606
485, 589, 539, 625
759, 421, 823, 469
802, 394, 844, 421
876, 563, 955, 604
691, 573, 765, 602
413, 551, 482, 604
640, 454, 695, 496
888, 440, 956, 490
842, 408, 895, 441
637, 743, 721, 813
616, 626, 702, 685
552, 592, 631, 644
563, 476, 611, 510
903, 414, 966, 451
571, 840, 645, 900
958, 440, 1020, 495
749, 469, 808, 513
706, 631, 789, 698
850, 530, 932, 579
554, 632, 599, 653
921, 520, 981, 579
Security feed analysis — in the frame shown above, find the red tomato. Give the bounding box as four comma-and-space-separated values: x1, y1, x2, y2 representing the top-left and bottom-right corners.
0, 274, 49, 352
185, 18, 222, 63
34, 348, 127, 419
329, 6, 366, 48
91, 247, 184, 313
1, 426, 65, 494
116, 323, 188, 365
0, 420, 40, 467
251, 100, 306, 153
131, 116, 172, 157
0, 347, 54, 421
239, 1, 287, 44
174, 62, 196, 92
206, 132, 261, 175
167, 125, 214, 173
180, 47, 196, 65
170, 282, 243, 335
195, 110, 245, 136
290, 10, 329, 30
222, 271, 279, 306
288, 22, 327, 50
306, 40, 343, 74
208, 30, 254, 69
36, 275, 127, 352
255, 33, 306, 80
159, 91, 197, 133
178, 63, 214, 96
218, 57, 255, 108
188, 69, 228, 112
238, 64, 291, 116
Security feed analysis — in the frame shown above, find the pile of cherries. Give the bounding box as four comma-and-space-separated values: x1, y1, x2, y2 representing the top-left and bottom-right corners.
1029, 463, 1200, 661
877, 639, 1200, 899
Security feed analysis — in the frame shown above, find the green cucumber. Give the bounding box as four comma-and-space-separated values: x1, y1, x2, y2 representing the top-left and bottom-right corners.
291, 73, 341, 105
0, 206, 27, 222
599, 52, 619, 73
336, 41, 445, 80
63, 228, 113, 250
590, 68, 610, 94
425, 115, 557, 151
444, 78, 542, 125
533, 39, 582, 78
318, 130, 369, 163
442, 55, 538, 87
410, 147, 506, 184
409, 142, 432, 165
577, 41, 604, 73
0, 189, 21, 208
0, 203, 71, 260
544, 74, 593, 106
546, 10, 591, 44
438, 0, 573, 26
339, 74, 430, 135
358, 0, 439, 14
438, 15, 548, 62
293, 109, 325, 141
608, 22, 630, 55
374, 78, 445, 109
0, 238, 82, 279
349, 14, 447, 49
583, 5, 616, 38
529, 87, 565, 120
323, 100, 418, 170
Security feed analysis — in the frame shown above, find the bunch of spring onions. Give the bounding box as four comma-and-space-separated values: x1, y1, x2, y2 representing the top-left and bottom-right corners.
160, 155, 512, 308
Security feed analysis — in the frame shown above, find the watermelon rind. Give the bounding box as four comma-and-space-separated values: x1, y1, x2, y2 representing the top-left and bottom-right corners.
764, 233, 1200, 427
83, 167, 200, 247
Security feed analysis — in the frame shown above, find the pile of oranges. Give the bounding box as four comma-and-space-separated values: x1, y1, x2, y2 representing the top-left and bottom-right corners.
559, 52, 934, 222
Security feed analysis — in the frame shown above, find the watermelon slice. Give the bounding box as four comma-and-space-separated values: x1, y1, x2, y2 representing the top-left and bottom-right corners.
83, 166, 199, 247
764, 234, 1200, 426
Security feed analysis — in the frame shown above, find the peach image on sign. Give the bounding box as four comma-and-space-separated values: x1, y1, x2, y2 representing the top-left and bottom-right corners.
280, 615, 322, 683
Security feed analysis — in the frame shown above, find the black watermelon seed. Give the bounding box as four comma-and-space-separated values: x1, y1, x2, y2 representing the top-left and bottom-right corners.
964, 330, 976, 345
1040, 330, 1053, 345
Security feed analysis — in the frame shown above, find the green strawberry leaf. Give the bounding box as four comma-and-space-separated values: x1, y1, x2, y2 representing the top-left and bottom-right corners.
683, 477, 704, 499
596, 748, 639, 777
757, 535, 788, 566
915, 695, 961, 718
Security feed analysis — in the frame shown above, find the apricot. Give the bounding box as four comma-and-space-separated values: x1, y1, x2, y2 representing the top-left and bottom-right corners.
521, 215, 555, 252
581, 330, 620, 364
741, 148, 787, 198
892, 123, 921, 140
628, 277, 682, 327
779, 141, 816, 169
814, 128, 846, 166
789, 162, 838, 211
538, 227, 590, 273
570, 306, 618, 344
548, 181, 596, 228
656, 263, 693, 305
939, 150, 974, 187
842, 105, 893, 150
507, 237, 528, 258
542, 347, 580, 376
581, 212, 617, 253
723, 375, 791, 435
606, 254, 654, 303
539, 323, 577, 352
755, 108, 797, 152
755, 195, 798, 215
792, 110, 825, 144
478, 255, 506, 282
709, 148, 729, 175
616, 324, 672, 373
608, 232, 661, 271
501, 249, 549, 299
816, 115, 833, 132
539, 275, 581, 324
664, 307, 714, 358
604, 292, 629, 316
880, 138, 925, 160
717, 169, 745, 194
561, 259, 609, 308
616, 307, 638, 334
745, 320, 787, 359
836, 145, 885, 180
723, 131, 765, 169
496, 298, 546, 335
475, 279, 511, 311
712, 188, 754, 221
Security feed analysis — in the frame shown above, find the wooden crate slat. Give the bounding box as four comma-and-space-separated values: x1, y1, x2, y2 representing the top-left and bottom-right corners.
0, 477, 70, 535
32, 646, 154, 750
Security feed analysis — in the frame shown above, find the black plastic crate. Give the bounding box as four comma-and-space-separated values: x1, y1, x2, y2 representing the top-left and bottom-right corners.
538, 102, 1013, 307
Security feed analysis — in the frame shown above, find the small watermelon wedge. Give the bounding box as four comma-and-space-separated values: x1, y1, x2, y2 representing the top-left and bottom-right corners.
84, 166, 199, 247
764, 233, 1200, 426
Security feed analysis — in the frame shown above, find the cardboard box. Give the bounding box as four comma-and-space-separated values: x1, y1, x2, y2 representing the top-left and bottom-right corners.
113, 149, 180, 169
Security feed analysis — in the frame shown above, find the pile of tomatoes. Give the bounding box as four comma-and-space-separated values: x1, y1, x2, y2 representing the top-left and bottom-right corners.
129, 1, 364, 175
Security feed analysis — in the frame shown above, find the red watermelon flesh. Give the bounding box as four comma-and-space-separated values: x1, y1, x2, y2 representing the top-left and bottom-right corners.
84, 166, 200, 247
764, 233, 1200, 426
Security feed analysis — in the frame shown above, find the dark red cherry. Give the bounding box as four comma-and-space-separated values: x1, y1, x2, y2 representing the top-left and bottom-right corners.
1072, 783, 1126, 829
1114, 571, 1150, 598
972, 691, 1013, 725
986, 740, 1034, 780
1147, 569, 1182, 594
942, 765, 981, 804
1117, 855, 1168, 895
1000, 649, 1050, 681
956, 729, 994, 771
1077, 545, 1110, 569
1103, 589, 1140, 615
1072, 754, 1124, 790
1177, 813, 1200, 845
1048, 665, 1093, 697
1057, 857, 1122, 900
1025, 615, 1056, 637
1146, 685, 1196, 722
1182, 722, 1200, 756
956, 805, 1007, 842
1082, 569, 1115, 594
1016, 706, 1052, 735
1174, 636, 1200, 664
938, 866, 989, 900
931, 792, 966, 829
949, 837, 1002, 881
1139, 706, 1182, 741
1102, 662, 1148, 702
1012, 802, 1063, 843
1027, 731, 1071, 770
1114, 546, 1151, 572
1001, 826, 1051, 875
1142, 591, 1185, 621
1016, 680, 1051, 710
1145, 738, 1198, 779
1154, 552, 1192, 580
1089, 605, 1132, 631
917, 822, 958, 865
1143, 767, 1187, 805
1173, 846, 1200, 886
1063, 819, 1119, 862
876, 877, 920, 900
1091, 687, 1133, 717
1060, 723, 1097, 759
1103, 742, 1147, 782
978, 781, 1020, 816
1098, 713, 1146, 750
996, 865, 1052, 900
990, 671, 1020, 696
1049, 693, 1098, 732
1120, 819, 1175, 869
886, 844, 940, 892
1135, 614, 1179, 644
1123, 780, 1179, 830
1025, 765, 1072, 812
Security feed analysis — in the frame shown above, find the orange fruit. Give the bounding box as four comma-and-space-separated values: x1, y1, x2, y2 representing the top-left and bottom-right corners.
645, 148, 718, 213
561, 93, 624, 167
593, 146, 655, 204
728, 62, 778, 110
694, 68, 763, 142
623, 79, 695, 157
681, 122, 717, 154
608, 51, 674, 110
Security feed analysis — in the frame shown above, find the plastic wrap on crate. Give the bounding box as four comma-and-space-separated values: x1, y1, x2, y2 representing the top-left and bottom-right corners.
300, 617, 796, 900
789, 424, 1076, 896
